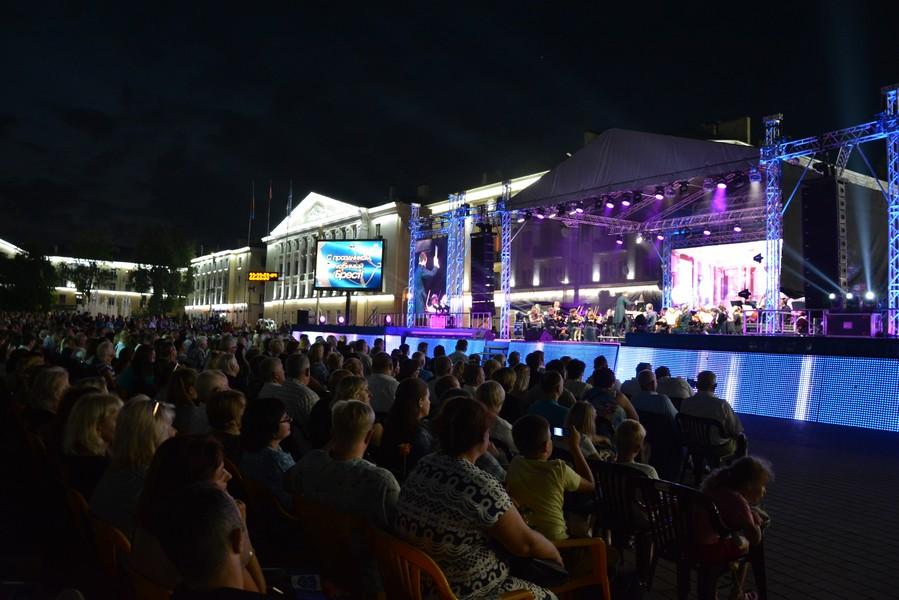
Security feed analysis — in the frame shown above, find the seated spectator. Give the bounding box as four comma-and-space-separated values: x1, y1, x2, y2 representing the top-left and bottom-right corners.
61, 393, 123, 498
170, 368, 202, 435
476, 380, 517, 459
461, 363, 485, 397
379, 378, 434, 481
563, 359, 591, 401
508, 351, 521, 368
507, 415, 595, 542
696, 456, 773, 564
150, 484, 267, 598
90, 397, 176, 537
116, 344, 156, 398
541, 360, 577, 408
280, 353, 320, 438
239, 397, 295, 507
447, 339, 468, 364
654, 366, 693, 409
426, 356, 452, 404
526, 371, 570, 428
133, 435, 266, 593
585, 355, 618, 389
396, 358, 421, 381
206, 390, 248, 466
630, 370, 678, 421
614, 419, 658, 478
500, 363, 531, 423
343, 356, 364, 378
366, 352, 398, 414
482, 359, 501, 381
583, 367, 638, 435
211, 352, 243, 391
22, 365, 69, 440
325, 351, 343, 376
620, 362, 652, 399
184, 369, 229, 435
287, 399, 399, 525
306, 375, 373, 449
308, 342, 329, 385
394, 397, 560, 600
93, 340, 117, 391
411, 351, 433, 381
553, 402, 607, 461
681, 370, 746, 458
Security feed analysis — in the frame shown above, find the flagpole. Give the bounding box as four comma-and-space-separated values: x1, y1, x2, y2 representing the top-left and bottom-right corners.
282, 180, 293, 325
267, 180, 272, 235
247, 180, 255, 246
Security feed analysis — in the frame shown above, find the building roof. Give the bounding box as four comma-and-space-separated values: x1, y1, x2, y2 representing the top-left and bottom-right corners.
508, 128, 760, 210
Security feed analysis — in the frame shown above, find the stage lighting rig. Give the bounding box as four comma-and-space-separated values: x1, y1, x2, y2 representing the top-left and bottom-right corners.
656, 234, 665, 241
605, 198, 615, 209
654, 187, 665, 200
535, 209, 546, 220
635, 234, 644, 244
615, 236, 624, 245
575, 201, 585, 214
733, 225, 742, 233
664, 185, 677, 199
828, 293, 837, 300
702, 229, 711, 236
632, 190, 644, 202
717, 179, 727, 190
703, 178, 716, 192
679, 181, 690, 194
749, 167, 762, 183
547, 206, 559, 218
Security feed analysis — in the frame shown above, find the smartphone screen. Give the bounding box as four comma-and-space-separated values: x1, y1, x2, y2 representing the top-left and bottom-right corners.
552, 426, 568, 437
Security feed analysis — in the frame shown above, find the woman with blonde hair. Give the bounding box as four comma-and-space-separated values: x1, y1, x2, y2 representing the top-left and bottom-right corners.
23, 366, 69, 438
89, 397, 175, 537
61, 393, 123, 498
500, 363, 531, 423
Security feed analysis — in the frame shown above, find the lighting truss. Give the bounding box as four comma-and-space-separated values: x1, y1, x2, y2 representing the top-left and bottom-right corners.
406, 203, 421, 327
445, 192, 467, 314
607, 206, 767, 235
499, 182, 513, 339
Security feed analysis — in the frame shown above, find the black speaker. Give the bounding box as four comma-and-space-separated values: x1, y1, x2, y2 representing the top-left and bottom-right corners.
296, 309, 310, 326
801, 176, 840, 309
470, 231, 496, 315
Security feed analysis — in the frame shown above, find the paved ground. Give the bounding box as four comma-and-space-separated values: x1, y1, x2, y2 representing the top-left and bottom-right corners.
629, 413, 899, 600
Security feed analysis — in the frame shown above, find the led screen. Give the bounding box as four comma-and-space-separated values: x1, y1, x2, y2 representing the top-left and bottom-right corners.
314, 239, 384, 291
670, 240, 772, 308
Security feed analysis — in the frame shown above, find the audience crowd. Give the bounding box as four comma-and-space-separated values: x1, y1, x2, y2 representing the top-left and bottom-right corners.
0, 310, 770, 599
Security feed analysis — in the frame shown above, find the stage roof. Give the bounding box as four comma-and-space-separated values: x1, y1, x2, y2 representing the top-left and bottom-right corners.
508, 128, 760, 210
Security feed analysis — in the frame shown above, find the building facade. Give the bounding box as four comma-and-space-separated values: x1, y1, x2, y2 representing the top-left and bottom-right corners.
262, 192, 410, 325
185, 245, 266, 324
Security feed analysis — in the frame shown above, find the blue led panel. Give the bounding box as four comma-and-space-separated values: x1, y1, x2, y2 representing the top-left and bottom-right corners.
506, 341, 620, 370
402, 336, 487, 359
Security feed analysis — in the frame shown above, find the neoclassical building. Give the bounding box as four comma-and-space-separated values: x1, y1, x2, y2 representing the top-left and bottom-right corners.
185, 245, 267, 323
261, 192, 411, 325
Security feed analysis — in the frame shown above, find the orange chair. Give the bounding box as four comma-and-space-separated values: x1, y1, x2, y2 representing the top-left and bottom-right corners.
88, 513, 131, 579
64, 488, 92, 547
367, 526, 534, 600
241, 477, 305, 566
122, 556, 172, 600
550, 538, 612, 600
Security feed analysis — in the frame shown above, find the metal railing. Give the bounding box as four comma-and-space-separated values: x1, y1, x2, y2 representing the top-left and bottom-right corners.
371, 312, 494, 330
744, 308, 840, 336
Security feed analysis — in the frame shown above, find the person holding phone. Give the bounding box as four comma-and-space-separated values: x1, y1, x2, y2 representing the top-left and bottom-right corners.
506, 415, 595, 542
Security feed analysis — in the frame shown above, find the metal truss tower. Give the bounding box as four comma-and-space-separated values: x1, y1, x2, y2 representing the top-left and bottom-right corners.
660, 235, 673, 309
445, 192, 467, 314
498, 182, 512, 339
761, 115, 784, 334
406, 204, 420, 327
885, 85, 899, 335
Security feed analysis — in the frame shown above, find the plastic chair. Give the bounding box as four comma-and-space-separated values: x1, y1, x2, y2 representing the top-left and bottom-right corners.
241, 477, 304, 566
675, 414, 732, 484
630, 477, 747, 600
367, 526, 535, 600
550, 537, 612, 600
637, 409, 683, 481
294, 495, 376, 599
88, 514, 131, 579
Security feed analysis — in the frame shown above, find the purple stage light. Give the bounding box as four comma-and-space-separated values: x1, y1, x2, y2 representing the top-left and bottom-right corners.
337, 315, 345, 325
385, 315, 392, 324
575, 206, 584, 214
733, 225, 742, 232
605, 201, 615, 209
654, 193, 664, 200
703, 229, 711, 236
615, 237, 624, 245
621, 200, 631, 207
656, 234, 665, 241
535, 212, 546, 219
717, 181, 727, 190
319, 314, 327, 324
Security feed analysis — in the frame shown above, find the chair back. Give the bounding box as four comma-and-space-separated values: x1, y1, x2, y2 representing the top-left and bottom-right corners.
591, 460, 647, 533
122, 556, 172, 600
294, 495, 371, 596
676, 413, 727, 450
367, 526, 458, 600
88, 513, 132, 579
490, 437, 514, 463
629, 478, 727, 564
65, 487, 92, 545
637, 410, 683, 480
223, 457, 248, 501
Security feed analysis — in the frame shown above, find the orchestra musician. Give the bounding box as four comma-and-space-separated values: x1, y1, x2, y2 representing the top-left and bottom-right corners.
527, 304, 545, 328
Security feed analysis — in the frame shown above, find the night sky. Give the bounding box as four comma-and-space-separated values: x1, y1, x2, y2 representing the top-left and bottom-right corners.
1, 2, 897, 256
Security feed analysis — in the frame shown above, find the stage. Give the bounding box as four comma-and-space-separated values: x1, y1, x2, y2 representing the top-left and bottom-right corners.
295, 325, 899, 433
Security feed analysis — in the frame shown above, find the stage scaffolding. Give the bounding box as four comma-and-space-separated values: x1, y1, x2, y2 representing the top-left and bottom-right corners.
406, 84, 899, 337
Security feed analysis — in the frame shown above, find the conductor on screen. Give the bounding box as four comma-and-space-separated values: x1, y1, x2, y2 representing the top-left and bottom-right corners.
414, 248, 440, 313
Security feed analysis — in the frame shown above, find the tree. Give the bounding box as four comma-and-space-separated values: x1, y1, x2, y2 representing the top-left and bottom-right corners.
128, 226, 195, 315
59, 261, 115, 303
0, 252, 59, 311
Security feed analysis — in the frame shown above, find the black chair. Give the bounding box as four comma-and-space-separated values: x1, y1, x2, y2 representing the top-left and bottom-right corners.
637, 409, 683, 481
630, 478, 761, 600
490, 436, 515, 464
675, 413, 733, 485
590, 461, 652, 584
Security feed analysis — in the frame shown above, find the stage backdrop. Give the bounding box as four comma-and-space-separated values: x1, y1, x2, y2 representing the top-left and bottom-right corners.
413, 236, 447, 313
